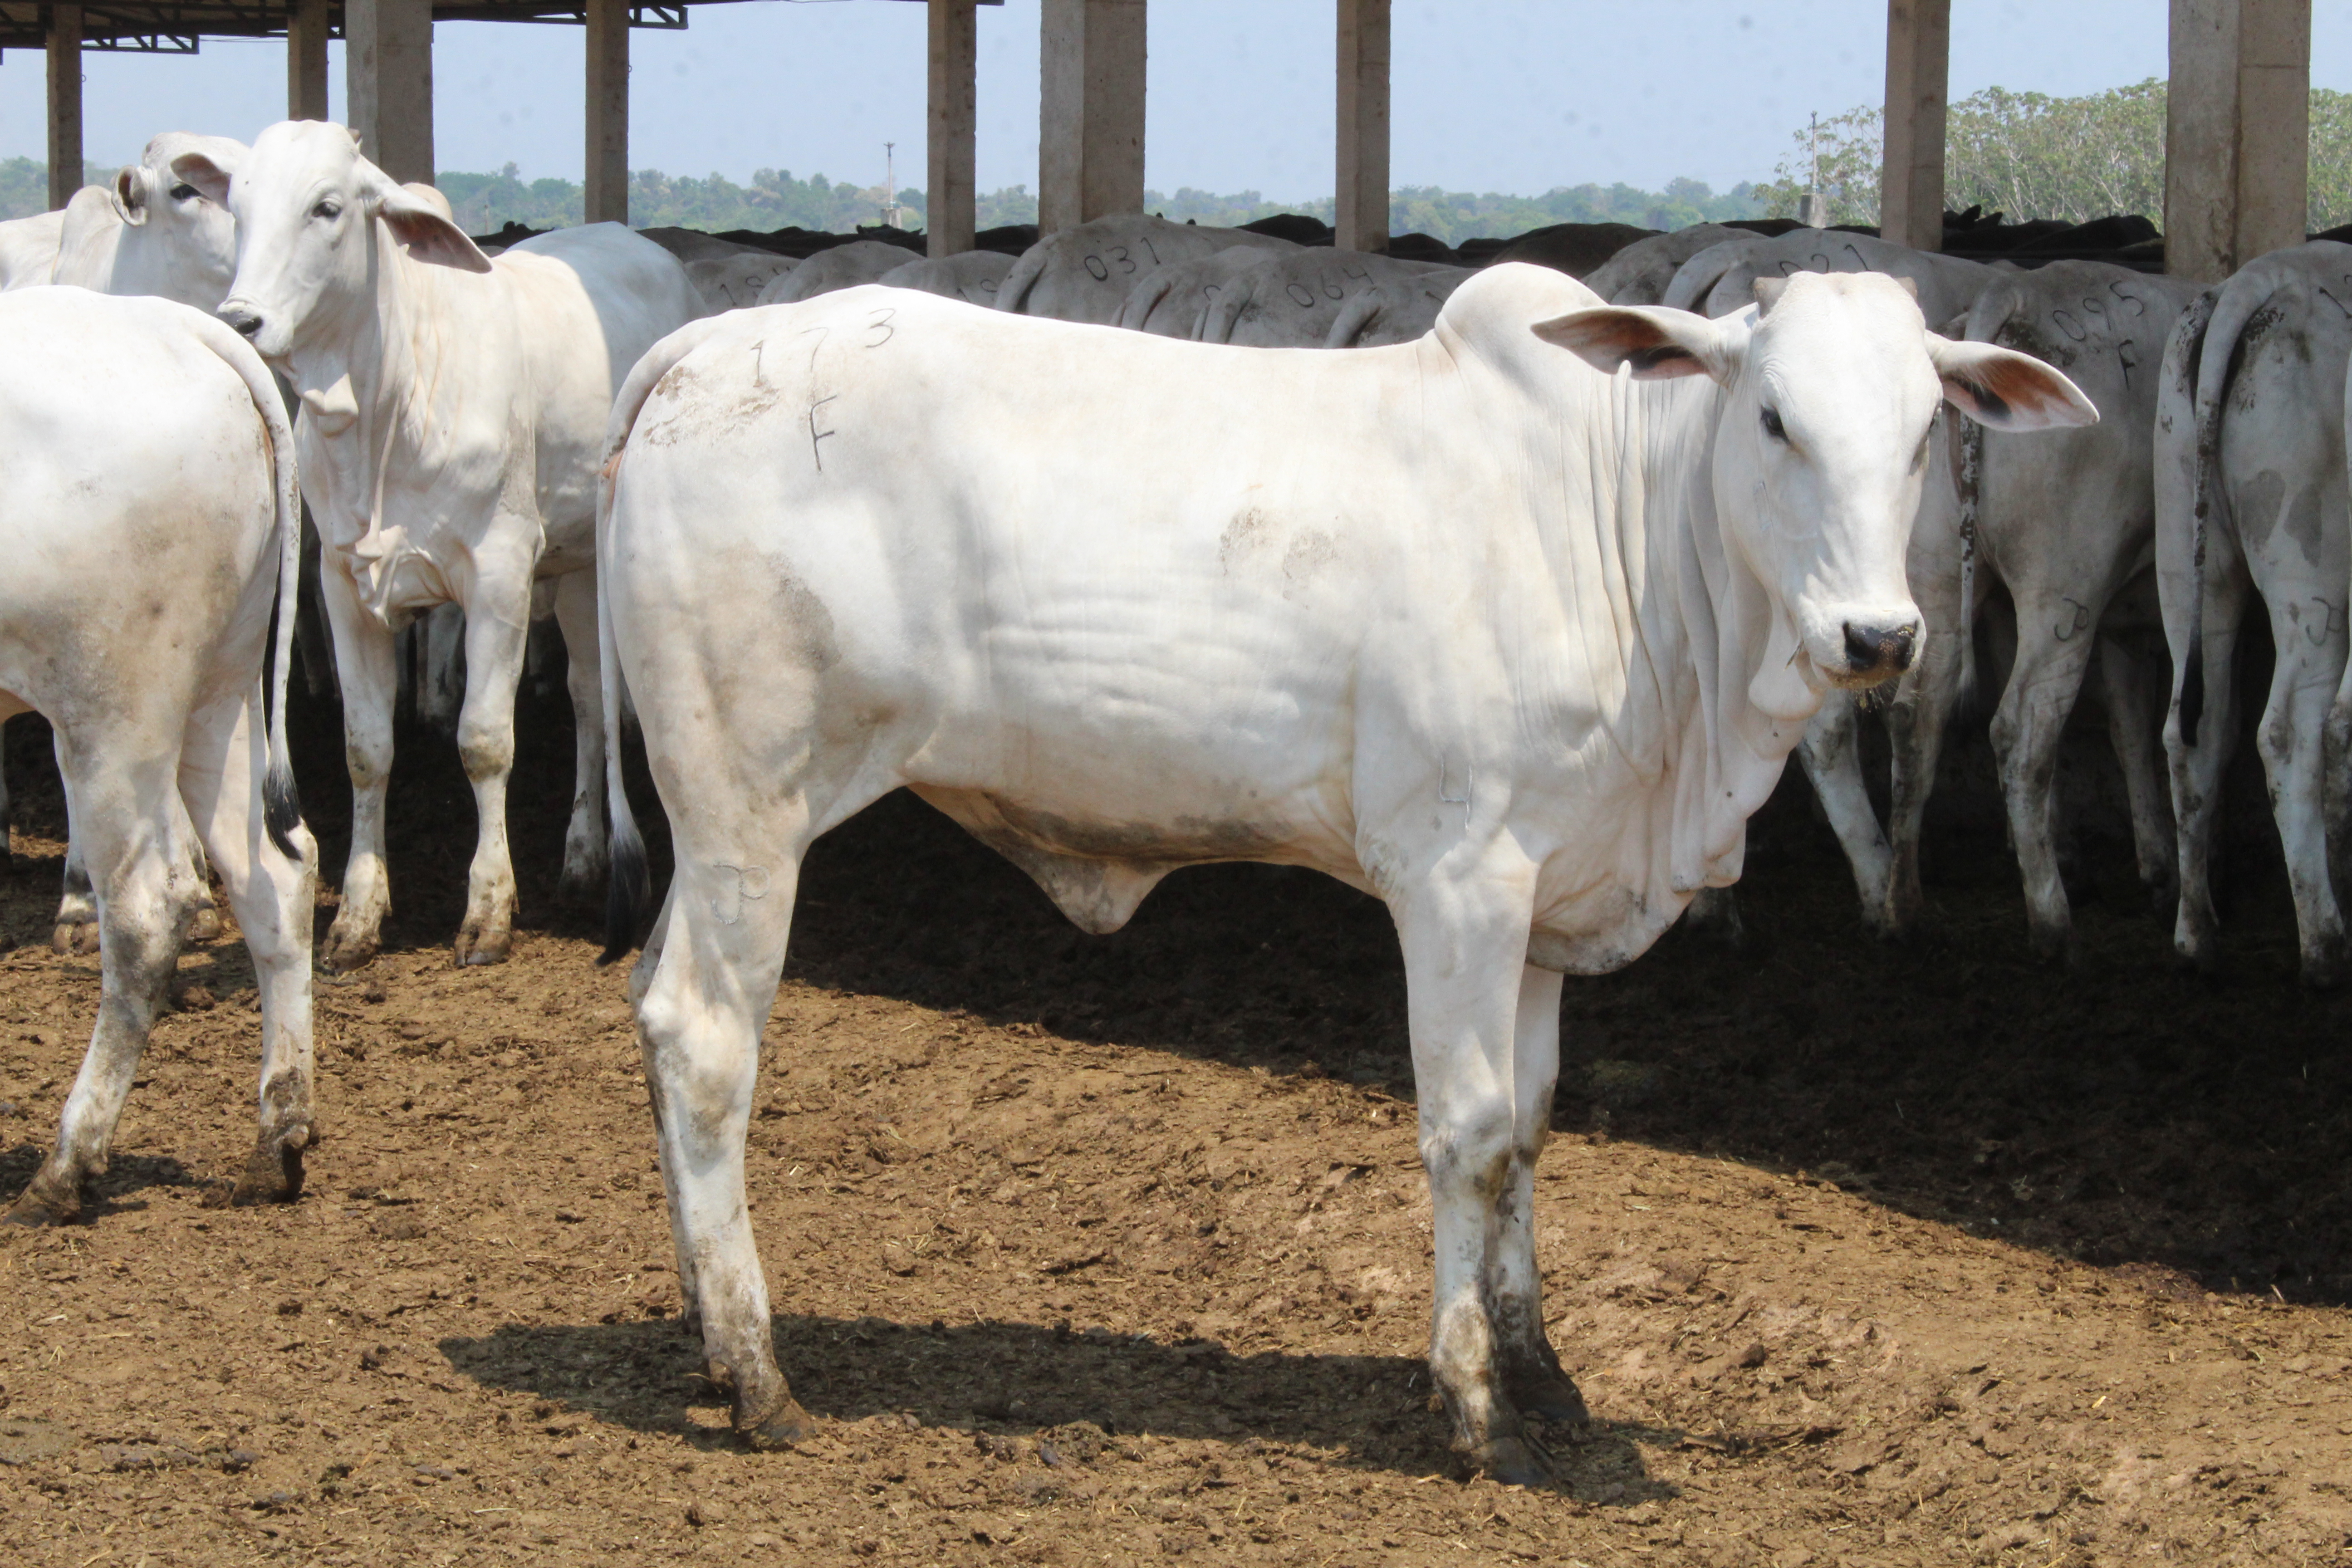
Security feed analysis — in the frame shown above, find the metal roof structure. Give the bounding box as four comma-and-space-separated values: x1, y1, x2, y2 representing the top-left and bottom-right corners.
0, 0, 992, 54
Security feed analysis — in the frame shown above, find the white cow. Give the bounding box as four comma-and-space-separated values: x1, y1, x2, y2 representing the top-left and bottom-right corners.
176, 120, 701, 970
0, 289, 316, 1225
684, 245, 798, 313
1666, 228, 1994, 327
1202, 249, 1465, 348
0, 210, 64, 289
591, 268, 2091, 1475
2158, 243, 2352, 985
54, 132, 246, 306
874, 250, 1015, 308
1579, 222, 1748, 306
997, 214, 1294, 324
1112, 245, 1285, 336
754, 240, 917, 306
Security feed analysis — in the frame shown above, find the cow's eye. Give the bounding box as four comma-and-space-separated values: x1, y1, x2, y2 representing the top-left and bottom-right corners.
168, 182, 198, 202
1760, 406, 1788, 442
312, 199, 340, 220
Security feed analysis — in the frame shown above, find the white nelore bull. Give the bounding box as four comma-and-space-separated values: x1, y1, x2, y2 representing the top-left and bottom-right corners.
592, 266, 2092, 1477
2158, 243, 2352, 985
176, 120, 701, 970
0, 289, 316, 1225
55, 132, 245, 305
997, 214, 1294, 323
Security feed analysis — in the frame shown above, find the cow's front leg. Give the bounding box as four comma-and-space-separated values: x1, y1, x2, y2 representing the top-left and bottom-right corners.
1487, 964, 1585, 1428
453, 581, 532, 966
319, 565, 399, 972
551, 568, 608, 907
1795, 689, 1894, 933
1396, 870, 1550, 1485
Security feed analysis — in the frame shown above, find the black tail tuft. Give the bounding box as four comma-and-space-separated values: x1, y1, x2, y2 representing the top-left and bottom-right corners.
2180, 632, 2205, 749
600, 829, 649, 966
263, 762, 305, 861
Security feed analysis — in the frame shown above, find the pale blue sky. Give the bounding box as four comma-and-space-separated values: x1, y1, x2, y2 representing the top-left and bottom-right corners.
1, 1, 2348, 195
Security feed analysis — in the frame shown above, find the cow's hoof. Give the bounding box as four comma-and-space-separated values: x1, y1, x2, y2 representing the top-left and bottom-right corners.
2301, 951, 2346, 991
231, 1136, 308, 1206
1507, 1368, 1590, 1430
556, 859, 607, 911
453, 921, 511, 967
1468, 1434, 1555, 1489
2027, 923, 2076, 966
187, 904, 223, 943
741, 1395, 817, 1451
319, 923, 379, 975
50, 919, 98, 956
4, 1174, 80, 1227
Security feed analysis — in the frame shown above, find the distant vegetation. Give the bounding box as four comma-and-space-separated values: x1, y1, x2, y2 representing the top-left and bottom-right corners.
1761, 78, 2352, 230
0, 158, 115, 220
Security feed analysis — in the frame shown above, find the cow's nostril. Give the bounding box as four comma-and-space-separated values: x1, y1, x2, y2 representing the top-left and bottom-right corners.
220, 306, 263, 339
1842, 621, 1918, 675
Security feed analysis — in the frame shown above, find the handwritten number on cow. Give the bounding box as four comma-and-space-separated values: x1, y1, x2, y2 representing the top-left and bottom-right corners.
808, 394, 839, 472
2107, 279, 2145, 316
2053, 596, 2092, 641
1083, 254, 1110, 281
2311, 598, 2347, 646
2320, 285, 2352, 319
2117, 338, 2140, 387
864, 307, 896, 348
1139, 236, 1161, 267
1109, 245, 1137, 274
1286, 282, 1316, 307
797, 324, 829, 372
2053, 309, 2088, 343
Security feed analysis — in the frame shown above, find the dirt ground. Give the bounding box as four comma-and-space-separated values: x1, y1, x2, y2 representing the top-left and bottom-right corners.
2, 676, 2351, 1567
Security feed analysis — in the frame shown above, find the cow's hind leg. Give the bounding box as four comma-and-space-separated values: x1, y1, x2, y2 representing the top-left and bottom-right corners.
552, 569, 609, 908
1397, 867, 1551, 1485
2099, 632, 2178, 911
637, 847, 811, 1446
1991, 588, 2105, 960
2167, 560, 2249, 972
1486, 965, 1585, 1430
452, 577, 533, 966
319, 566, 400, 972
2253, 603, 2348, 986
180, 681, 318, 1203
8, 738, 193, 1224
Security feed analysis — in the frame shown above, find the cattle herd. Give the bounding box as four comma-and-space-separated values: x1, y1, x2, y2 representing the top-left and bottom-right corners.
0, 121, 2339, 1486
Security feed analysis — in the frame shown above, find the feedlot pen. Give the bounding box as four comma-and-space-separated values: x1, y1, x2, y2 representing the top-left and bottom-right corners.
0, 670, 2347, 1566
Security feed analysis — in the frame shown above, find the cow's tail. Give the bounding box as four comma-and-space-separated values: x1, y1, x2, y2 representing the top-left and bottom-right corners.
996, 239, 1050, 314
1323, 290, 1381, 349
1945, 291, 2018, 718
596, 318, 725, 964
2180, 275, 2265, 747
1112, 271, 1176, 332
1660, 240, 1748, 315
187, 306, 307, 862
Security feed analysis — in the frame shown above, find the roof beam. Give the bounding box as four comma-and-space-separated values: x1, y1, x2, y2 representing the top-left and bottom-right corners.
49, 4, 83, 210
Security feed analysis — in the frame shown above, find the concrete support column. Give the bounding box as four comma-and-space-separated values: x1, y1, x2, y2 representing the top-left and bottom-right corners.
585, 0, 630, 224
288, 0, 331, 121
1878, 0, 1949, 250
47, 4, 81, 211
1039, 0, 1145, 235
2166, 0, 2312, 282
347, 0, 435, 186
928, 0, 978, 257
1335, 0, 1390, 253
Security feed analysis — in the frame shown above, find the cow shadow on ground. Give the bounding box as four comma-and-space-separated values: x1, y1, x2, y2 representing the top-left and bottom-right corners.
0, 1141, 195, 1218
438, 1311, 1679, 1502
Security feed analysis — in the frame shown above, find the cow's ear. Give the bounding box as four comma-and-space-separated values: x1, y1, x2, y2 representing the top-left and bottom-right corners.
169, 152, 233, 208
1927, 334, 2098, 431
113, 165, 151, 226
373, 184, 493, 274
1532, 304, 1740, 383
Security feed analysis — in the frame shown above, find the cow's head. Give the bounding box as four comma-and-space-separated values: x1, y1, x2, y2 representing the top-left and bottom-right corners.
98, 132, 246, 309
1534, 270, 2093, 701
172, 118, 489, 364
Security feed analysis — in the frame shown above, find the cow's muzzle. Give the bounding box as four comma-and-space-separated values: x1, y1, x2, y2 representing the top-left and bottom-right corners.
1842, 619, 1919, 681
217, 302, 265, 341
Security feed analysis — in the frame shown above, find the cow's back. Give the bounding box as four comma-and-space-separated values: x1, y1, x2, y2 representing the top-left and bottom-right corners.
0, 208, 68, 291
0, 290, 273, 706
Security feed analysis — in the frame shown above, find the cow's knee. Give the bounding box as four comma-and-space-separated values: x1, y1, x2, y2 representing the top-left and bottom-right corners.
457, 725, 515, 786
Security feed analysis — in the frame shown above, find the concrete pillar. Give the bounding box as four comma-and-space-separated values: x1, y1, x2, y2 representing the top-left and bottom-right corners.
928, 0, 978, 257
2166, 0, 2311, 282
1335, 0, 1390, 254
347, 0, 435, 186
585, 0, 629, 224
1878, 0, 1949, 250
288, 0, 331, 122
1039, 0, 1145, 234
47, 4, 81, 211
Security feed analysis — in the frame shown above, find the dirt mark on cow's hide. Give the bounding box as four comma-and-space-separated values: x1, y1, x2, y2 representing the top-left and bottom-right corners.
0, 678, 2348, 1564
